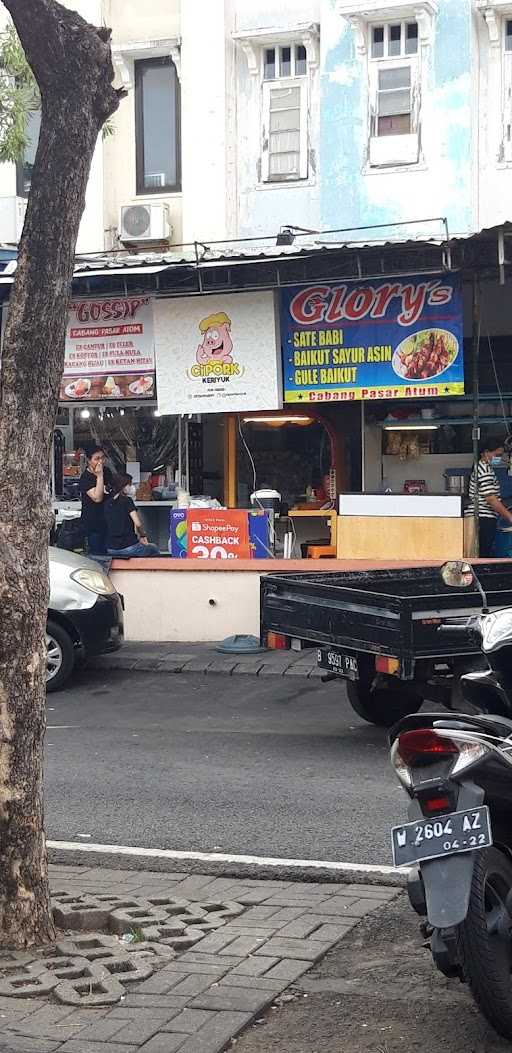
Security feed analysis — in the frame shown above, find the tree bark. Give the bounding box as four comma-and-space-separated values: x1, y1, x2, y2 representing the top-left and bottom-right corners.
0, 0, 123, 949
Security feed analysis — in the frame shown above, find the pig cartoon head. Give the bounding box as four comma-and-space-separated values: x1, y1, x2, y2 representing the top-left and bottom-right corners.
196, 312, 233, 365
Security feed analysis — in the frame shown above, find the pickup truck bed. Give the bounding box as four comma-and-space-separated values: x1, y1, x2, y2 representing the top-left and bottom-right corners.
261, 564, 512, 726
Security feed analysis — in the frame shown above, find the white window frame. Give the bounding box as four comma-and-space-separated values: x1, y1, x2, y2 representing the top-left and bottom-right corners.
338, 3, 436, 170
261, 76, 308, 182
478, 2, 512, 164
233, 24, 319, 188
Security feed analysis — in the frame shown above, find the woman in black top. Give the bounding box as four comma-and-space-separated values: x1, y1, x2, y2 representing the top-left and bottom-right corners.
105, 473, 159, 557
79, 447, 113, 554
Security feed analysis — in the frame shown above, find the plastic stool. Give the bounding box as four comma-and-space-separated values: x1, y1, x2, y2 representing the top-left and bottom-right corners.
307, 544, 336, 559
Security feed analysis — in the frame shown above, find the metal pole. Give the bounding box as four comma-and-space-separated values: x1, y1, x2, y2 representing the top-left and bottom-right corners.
178, 415, 182, 487
185, 418, 190, 494
361, 401, 366, 492
472, 276, 481, 557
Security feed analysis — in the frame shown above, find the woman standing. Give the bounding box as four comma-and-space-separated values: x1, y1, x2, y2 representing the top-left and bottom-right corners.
79, 446, 112, 555
465, 437, 512, 557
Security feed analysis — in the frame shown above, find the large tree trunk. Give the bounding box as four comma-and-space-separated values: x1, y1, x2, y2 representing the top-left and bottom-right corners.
0, 0, 123, 949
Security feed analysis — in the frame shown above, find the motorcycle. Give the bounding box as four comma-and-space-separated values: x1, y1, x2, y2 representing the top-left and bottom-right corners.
389, 559, 512, 1038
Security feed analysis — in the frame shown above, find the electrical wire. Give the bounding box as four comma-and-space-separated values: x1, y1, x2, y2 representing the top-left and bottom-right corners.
237, 416, 279, 559
487, 332, 511, 440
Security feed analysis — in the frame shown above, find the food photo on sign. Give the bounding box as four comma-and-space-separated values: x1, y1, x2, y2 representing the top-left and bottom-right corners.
60, 296, 156, 401
280, 274, 464, 403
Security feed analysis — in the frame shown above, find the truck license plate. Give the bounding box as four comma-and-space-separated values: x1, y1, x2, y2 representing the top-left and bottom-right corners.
317, 649, 359, 680
391, 806, 492, 868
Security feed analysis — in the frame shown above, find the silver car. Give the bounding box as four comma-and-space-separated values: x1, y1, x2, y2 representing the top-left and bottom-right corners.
47, 548, 124, 691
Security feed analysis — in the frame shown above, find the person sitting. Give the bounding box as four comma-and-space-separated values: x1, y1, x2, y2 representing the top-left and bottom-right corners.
105, 473, 160, 558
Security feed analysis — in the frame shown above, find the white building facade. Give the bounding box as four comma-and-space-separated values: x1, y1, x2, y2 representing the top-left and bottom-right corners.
1, 1, 512, 252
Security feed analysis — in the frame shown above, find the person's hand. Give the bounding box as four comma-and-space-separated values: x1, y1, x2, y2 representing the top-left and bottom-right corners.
140, 536, 149, 545
94, 462, 104, 477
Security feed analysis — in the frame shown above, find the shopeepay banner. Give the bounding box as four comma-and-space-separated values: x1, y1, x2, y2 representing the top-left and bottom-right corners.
280, 274, 464, 403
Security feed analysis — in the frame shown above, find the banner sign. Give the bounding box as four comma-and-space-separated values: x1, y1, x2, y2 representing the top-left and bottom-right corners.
155, 292, 281, 415
60, 296, 156, 401
187, 509, 251, 560
280, 274, 464, 403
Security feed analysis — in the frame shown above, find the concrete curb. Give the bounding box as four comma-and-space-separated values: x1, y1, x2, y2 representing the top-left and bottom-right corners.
47, 843, 408, 889
91, 647, 320, 680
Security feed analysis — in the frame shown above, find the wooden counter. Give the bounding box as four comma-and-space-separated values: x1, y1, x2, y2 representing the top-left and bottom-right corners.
337, 515, 464, 560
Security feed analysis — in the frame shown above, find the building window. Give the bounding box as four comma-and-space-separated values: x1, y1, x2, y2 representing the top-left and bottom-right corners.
367, 18, 420, 165
16, 107, 41, 197
506, 18, 512, 52
135, 56, 180, 194
261, 44, 308, 183
371, 21, 418, 59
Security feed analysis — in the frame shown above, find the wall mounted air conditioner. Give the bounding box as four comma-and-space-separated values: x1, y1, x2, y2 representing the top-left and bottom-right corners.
0, 196, 27, 244
119, 202, 171, 244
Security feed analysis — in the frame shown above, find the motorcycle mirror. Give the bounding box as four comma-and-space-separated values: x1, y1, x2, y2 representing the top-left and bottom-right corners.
441, 560, 475, 588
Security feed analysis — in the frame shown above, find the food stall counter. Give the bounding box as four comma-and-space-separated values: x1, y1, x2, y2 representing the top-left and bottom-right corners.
337, 493, 463, 560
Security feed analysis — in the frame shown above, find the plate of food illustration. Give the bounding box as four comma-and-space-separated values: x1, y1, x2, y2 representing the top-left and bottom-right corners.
129, 376, 154, 395
64, 378, 91, 398
392, 329, 459, 381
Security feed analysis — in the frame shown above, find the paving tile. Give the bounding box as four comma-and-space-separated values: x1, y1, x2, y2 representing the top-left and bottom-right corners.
162, 1008, 215, 1034
0, 995, 46, 1013
168, 875, 219, 896
180, 658, 212, 673
191, 986, 275, 1014
220, 926, 278, 940
277, 916, 326, 938
254, 937, 333, 961
174, 1011, 252, 1053
0, 1038, 60, 1053
8, 1004, 80, 1039
166, 974, 215, 997
264, 958, 313, 982
259, 907, 306, 928
312, 922, 357, 941
63, 1015, 125, 1042
184, 932, 237, 954
122, 994, 190, 1011
135, 1035, 186, 1053
206, 661, 238, 674
103, 1013, 169, 1045
310, 897, 385, 916
58, 1044, 138, 1053
149, 961, 228, 979
228, 956, 279, 978
219, 974, 284, 992
176, 953, 242, 969
156, 657, 192, 672
218, 935, 267, 956
262, 892, 341, 907
230, 906, 281, 924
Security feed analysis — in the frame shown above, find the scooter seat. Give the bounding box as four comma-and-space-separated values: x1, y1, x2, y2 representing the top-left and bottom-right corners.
434, 712, 512, 739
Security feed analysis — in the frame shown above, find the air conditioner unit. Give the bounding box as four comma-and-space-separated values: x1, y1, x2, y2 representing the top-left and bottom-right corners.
119, 202, 171, 244
0, 196, 27, 243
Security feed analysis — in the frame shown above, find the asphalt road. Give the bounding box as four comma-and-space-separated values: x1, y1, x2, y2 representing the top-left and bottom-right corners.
44, 669, 407, 865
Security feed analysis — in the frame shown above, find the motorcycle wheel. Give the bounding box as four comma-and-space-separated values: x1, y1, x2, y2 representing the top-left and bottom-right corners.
458, 846, 512, 1039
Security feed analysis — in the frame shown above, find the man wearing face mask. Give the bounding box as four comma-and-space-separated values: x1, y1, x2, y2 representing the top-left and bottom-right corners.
465, 436, 512, 557
104, 473, 160, 558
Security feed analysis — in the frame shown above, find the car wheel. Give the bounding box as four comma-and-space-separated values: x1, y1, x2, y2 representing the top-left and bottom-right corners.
46, 619, 75, 692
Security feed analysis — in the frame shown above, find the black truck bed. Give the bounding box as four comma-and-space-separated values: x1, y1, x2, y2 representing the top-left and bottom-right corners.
261, 564, 512, 677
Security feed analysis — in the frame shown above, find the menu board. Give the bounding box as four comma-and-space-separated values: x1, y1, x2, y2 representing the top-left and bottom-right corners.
59, 296, 156, 401
280, 274, 464, 403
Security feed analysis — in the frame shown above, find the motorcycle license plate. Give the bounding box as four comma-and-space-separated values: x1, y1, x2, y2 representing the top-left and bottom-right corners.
317, 649, 358, 680
391, 806, 492, 868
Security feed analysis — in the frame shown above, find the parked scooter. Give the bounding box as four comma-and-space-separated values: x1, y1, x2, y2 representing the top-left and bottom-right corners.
390, 559, 512, 1038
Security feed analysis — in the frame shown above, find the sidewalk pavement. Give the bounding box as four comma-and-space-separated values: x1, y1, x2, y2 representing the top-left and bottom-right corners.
91, 642, 321, 679
0, 864, 397, 1053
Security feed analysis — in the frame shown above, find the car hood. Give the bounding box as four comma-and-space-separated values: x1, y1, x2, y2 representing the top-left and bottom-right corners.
49, 547, 109, 613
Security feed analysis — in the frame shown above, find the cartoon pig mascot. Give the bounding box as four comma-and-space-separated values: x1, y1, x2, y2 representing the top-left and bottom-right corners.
196, 312, 233, 365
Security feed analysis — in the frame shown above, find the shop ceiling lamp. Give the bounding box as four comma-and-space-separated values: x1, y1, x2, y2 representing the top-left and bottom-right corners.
79, 409, 91, 419
243, 415, 312, 425
383, 424, 439, 431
